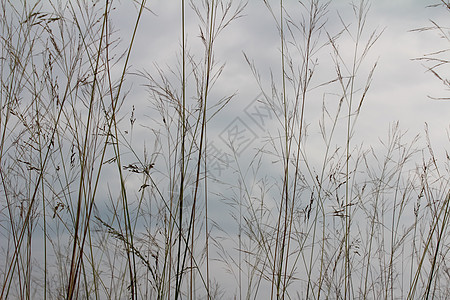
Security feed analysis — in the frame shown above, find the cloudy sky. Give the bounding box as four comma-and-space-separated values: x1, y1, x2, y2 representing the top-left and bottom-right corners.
114, 0, 449, 179
108, 2, 450, 290
2, 0, 448, 297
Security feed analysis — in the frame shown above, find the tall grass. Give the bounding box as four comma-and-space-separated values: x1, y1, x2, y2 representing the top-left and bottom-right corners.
0, 0, 448, 299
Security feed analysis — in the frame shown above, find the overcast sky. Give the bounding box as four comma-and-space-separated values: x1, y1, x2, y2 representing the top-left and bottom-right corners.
4, 0, 447, 297
106, 3, 449, 290
114, 0, 449, 180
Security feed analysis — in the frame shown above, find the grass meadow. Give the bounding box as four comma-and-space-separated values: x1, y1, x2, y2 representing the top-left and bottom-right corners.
0, 0, 449, 299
